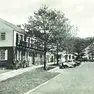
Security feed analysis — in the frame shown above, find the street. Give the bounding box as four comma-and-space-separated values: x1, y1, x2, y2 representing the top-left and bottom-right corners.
28, 62, 94, 94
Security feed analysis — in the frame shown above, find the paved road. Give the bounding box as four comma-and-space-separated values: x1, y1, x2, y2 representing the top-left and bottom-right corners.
29, 62, 94, 94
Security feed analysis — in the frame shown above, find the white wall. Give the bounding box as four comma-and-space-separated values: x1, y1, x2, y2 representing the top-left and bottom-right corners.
0, 21, 14, 47
13, 31, 17, 47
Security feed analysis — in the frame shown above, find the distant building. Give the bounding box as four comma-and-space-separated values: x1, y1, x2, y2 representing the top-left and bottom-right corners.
0, 18, 44, 68
46, 52, 54, 63
83, 42, 94, 61
58, 51, 75, 62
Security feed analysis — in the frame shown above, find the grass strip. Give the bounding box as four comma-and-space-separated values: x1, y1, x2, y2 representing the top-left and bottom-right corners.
0, 67, 58, 94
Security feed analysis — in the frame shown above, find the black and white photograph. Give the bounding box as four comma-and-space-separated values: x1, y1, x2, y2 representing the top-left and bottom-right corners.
0, 0, 94, 94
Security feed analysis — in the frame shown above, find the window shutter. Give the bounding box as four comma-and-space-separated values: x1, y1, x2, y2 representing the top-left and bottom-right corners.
16, 33, 18, 45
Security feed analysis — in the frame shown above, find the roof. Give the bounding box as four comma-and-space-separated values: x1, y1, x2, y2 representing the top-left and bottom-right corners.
0, 18, 25, 34
84, 42, 94, 51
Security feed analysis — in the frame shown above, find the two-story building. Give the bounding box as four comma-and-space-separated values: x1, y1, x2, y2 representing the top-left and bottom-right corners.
0, 18, 44, 69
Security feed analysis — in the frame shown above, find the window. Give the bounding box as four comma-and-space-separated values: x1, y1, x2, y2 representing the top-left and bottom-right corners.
17, 34, 21, 45
72, 56, 74, 59
24, 36, 26, 41
65, 55, 68, 60
16, 33, 18, 45
28, 38, 30, 43
0, 50, 8, 60
89, 56, 91, 59
69, 55, 71, 59
20, 35, 23, 41
0, 50, 5, 60
0, 32, 6, 40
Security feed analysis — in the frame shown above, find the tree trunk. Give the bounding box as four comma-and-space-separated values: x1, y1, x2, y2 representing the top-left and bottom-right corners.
44, 41, 47, 70
44, 51, 47, 70
54, 54, 55, 64
56, 44, 59, 65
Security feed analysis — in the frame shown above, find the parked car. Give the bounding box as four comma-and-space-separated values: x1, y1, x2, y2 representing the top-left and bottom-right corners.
75, 60, 81, 66
59, 62, 74, 69
68, 61, 77, 67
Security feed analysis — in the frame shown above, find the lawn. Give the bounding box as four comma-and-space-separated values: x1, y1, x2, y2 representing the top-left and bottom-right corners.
0, 67, 59, 94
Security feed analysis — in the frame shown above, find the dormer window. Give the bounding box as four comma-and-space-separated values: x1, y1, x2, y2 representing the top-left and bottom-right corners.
0, 32, 6, 40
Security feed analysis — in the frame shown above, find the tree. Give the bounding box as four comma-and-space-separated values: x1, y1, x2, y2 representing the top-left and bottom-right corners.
46, 10, 74, 65
26, 5, 75, 69
71, 37, 94, 54
61, 37, 75, 53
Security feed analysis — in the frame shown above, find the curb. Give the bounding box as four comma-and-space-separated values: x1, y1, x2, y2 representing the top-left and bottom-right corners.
24, 73, 60, 94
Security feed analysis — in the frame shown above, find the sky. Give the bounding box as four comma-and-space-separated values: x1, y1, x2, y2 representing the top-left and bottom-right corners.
0, 0, 94, 38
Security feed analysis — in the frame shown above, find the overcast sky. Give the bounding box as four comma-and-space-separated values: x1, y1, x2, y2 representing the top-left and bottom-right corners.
0, 0, 94, 38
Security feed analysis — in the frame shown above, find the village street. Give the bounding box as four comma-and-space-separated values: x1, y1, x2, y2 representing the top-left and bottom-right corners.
0, 0, 94, 94
27, 62, 94, 94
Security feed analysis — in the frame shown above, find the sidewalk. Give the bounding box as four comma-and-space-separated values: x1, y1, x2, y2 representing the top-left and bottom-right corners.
0, 62, 54, 82
0, 65, 43, 82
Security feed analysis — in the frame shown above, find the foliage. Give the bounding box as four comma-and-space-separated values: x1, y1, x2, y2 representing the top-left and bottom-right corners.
72, 37, 94, 54
13, 60, 29, 69
26, 5, 73, 49
24, 5, 77, 68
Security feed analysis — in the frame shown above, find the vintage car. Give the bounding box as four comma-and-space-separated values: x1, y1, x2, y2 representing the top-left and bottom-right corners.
68, 61, 77, 67
75, 60, 81, 66
59, 62, 74, 69
58, 59, 81, 69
